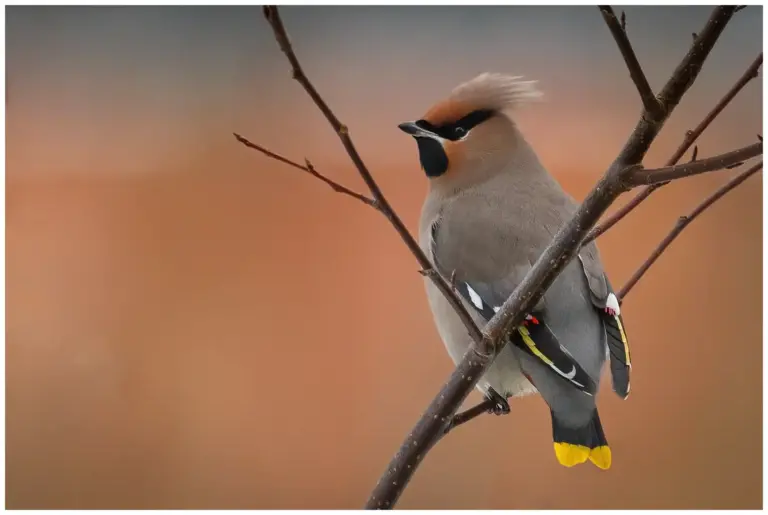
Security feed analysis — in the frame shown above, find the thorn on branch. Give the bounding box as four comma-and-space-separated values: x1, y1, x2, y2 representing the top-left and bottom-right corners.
419, 268, 439, 279
690, 145, 698, 162
692, 32, 698, 41
620, 10, 626, 30
758, 134, 763, 142
233, 132, 376, 207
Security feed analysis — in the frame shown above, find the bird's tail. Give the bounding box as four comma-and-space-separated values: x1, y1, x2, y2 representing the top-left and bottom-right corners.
551, 409, 611, 470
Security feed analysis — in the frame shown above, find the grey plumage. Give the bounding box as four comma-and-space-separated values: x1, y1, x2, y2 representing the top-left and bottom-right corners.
419, 130, 608, 427
401, 73, 631, 468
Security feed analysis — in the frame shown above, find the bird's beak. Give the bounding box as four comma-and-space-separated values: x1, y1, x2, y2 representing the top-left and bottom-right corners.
398, 121, 420, 135
398, 121, 436, 139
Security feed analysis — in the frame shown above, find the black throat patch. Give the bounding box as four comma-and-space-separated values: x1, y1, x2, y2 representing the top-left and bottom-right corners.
417, 137, 448, 177
410, 108, 495, 178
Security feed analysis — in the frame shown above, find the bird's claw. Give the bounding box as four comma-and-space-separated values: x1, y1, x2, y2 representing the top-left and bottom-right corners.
485, 387, 511, 416
491, 401, 511, 416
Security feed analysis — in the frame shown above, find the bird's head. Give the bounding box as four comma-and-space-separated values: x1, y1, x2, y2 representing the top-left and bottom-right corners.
398, 73, 542, 187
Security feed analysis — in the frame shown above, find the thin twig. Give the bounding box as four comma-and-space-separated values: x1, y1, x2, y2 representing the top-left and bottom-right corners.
586, 51, 763, 242
261, 6, 483, 346
618, 161, 762, 298
627, 142, 762, 186
599, 6, 664, 118
445, 399, 498, 433
234, 133, 377, 207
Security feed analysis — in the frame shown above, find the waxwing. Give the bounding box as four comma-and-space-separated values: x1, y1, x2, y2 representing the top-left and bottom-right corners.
398, 73, 631, 470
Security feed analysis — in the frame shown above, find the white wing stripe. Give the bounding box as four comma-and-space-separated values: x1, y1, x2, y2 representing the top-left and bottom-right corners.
465, 284, 485, 310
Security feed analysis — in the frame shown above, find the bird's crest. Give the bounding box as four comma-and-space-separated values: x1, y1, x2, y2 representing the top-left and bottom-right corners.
423, 73, 543, 126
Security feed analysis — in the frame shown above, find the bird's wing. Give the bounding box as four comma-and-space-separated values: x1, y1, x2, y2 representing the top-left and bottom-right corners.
577, 241, 632, 399
429, 203, 597, 396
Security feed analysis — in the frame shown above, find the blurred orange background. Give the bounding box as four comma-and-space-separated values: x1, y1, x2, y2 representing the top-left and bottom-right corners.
6, 5, 763, 509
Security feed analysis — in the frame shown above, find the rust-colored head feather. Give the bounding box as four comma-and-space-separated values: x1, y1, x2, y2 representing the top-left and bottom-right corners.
423, 73, 542, 125
399, 72, 544, 187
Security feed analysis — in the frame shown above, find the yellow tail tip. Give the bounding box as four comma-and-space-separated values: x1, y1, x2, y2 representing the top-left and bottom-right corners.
588, 445, 612, 470
554, 443, 590, 467
554, 443, 612, 469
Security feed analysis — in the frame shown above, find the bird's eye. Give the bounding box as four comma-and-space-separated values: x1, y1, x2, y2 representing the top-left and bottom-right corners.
454, 126, 466, 137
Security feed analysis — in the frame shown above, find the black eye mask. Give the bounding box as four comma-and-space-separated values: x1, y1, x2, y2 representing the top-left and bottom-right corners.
415, 108, 495, 141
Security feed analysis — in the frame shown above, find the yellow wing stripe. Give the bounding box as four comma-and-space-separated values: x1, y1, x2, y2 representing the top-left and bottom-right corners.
615, 315, 631, 366
517, 325, 588, 390
517, 325, 555, 368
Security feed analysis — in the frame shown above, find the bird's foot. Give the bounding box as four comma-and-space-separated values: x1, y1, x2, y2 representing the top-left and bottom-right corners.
485, 387, 511, 416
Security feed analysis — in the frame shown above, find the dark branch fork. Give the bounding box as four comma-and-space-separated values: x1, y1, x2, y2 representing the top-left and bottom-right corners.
585, 51, 763, 243
236, 5, 761, 510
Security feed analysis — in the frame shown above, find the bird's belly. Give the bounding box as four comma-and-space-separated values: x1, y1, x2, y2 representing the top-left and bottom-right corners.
425, 279, 538, 399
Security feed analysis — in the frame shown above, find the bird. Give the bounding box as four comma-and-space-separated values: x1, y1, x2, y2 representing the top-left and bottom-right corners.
398, 73, 631, 470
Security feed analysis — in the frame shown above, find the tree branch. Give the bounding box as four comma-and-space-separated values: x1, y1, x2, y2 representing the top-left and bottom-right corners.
585, 51, 763, 242
365, 6, 737, 509
260, 6, 483, 345
618, 161, 762, 298
242, 4, 747, 510
444, 399, 498, 433
627, 141, 762, 186
233, 133, 376, 207
599, 6, 664, 118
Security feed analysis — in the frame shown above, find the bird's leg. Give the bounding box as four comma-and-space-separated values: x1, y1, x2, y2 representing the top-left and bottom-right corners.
485, 387, 510, 416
